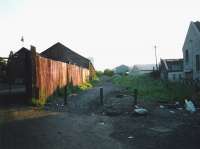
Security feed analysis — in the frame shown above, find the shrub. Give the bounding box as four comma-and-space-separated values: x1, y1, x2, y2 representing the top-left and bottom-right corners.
96, 71, 103, 77
31, 98, 46, 107
104, 69, 114, 76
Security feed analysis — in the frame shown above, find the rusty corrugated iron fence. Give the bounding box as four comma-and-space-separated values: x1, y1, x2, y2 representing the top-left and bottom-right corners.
30, 48, 90, 101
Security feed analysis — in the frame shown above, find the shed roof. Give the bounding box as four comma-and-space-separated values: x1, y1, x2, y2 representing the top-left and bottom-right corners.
161, 59, 183, 72
41, 42, 91, 69
194, 21, 200, 32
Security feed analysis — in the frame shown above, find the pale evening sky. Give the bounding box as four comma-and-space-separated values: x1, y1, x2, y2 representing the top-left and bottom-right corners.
0, 0, 200, 70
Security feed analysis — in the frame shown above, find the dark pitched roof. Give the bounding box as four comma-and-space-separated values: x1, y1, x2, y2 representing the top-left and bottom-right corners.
13, 47, 30, 58
161, 59, 183, 72
14, 47, 30, 54
194, 21, 200, 32
40, 42, 91, 69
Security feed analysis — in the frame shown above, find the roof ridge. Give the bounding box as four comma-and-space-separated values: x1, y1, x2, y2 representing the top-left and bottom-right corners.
53, 42, 90, 62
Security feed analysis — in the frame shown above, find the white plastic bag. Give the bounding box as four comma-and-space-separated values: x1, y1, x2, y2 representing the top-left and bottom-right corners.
134, 108, 148, 115
185, 99, 196, 113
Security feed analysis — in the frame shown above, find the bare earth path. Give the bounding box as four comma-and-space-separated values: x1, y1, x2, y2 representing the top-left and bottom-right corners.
1, 76, 200, 149
0, 77, 127, 149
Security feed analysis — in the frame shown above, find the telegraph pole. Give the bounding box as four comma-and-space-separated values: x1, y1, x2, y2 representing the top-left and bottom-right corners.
154, 45, 158, 70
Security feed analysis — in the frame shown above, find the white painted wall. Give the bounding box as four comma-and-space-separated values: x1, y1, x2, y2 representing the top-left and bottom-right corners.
182, 22, 200, 80
168, 72, 183, 81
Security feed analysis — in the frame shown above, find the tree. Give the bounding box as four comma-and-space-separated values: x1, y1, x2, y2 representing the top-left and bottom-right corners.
0, 57, 7, 81
104, 69, 114, 76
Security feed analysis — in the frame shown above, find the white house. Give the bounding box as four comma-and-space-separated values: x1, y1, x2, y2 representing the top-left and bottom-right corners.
160, 59, 183, 81
113, 65, 130, 74
182, 21, 200, 80
129, 64, 155, 76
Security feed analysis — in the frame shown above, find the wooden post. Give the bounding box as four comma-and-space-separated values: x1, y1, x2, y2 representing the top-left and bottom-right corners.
134, 89, 138, 106
64, 85, 67, 105
30, 46, 37, 100
100, 87, 103, 105
25, 52, 31, 98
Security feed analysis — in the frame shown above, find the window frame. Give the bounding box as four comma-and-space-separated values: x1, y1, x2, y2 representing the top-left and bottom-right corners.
196, 54, 200, 72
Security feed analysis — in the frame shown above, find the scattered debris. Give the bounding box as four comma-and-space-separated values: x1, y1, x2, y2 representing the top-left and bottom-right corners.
99, 122, 105, 125
175, 101, 180, 106
164, 104, 177, 109
169, 110, 175, 114
177, 107, 183, 110
160, 105, 165, 109
185, 99, 196, 113
105, 110, 122, 116
150, 127, 172, 133
133, 108, 148, 115
116, 94, 124, 98
128, 136, 135, 139
134, 105, 139, 109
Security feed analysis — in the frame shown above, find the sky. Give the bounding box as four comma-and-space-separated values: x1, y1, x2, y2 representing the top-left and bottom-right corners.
0, 0, 200, 70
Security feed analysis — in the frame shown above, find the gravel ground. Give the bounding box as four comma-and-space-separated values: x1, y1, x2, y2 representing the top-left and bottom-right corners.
1, 76, 200, 149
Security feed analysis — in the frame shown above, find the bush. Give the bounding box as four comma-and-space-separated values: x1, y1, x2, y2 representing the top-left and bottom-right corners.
96, 71, 103, 77
31, 98, 46, 107
104, 69, 114, 76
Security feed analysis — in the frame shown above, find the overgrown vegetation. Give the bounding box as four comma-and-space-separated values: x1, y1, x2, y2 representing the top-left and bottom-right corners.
31, 71, 102, 106
96, 70, 103, 77
31, 98, 46, 107
42, 72, 100, 106
104, 69, 114, 76
112, 74, 195, 102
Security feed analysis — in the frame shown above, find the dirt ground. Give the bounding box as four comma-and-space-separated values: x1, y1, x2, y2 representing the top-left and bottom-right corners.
0, 76, 200, 149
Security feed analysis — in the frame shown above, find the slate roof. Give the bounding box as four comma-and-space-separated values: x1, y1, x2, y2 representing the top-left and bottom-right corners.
40, 42, 91, 69
194, 21, 200, 32
12, 47, 31, 59
161, 59, 183, 72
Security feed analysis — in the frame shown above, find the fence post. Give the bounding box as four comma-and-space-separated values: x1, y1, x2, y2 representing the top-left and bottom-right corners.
100, 87, 104, 105
30, 46, 37, 100
134, 89, 138, 106
64, 85, 67, 105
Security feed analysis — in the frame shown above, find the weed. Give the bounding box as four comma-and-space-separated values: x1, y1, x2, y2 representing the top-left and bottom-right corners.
112, 74, 195, 102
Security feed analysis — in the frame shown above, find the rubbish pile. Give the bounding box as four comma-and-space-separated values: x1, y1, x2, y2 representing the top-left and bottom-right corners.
132, 105, 148, 116
159, 99, 197, 114
185, 99, 196, 113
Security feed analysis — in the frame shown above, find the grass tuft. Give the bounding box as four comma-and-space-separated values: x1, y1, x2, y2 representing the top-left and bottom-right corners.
112, 74, 195, 102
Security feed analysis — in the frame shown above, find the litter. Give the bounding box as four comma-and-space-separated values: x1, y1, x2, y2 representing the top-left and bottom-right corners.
169, 110, 175, 114
134, 108, 148, 115
128, 136, 135, 139
134, 105, 139, 109
99, 122, 105, 125
160, 105, 164, 109
177, 107, 183, 110
175, 101, 180, 105
185, 99, 196, 113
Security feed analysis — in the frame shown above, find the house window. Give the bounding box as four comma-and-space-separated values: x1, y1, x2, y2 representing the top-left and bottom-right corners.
173, 74, 176, 80
185, 50, 189, 63
196, 55, 200, 71
179, 74, 182, 80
